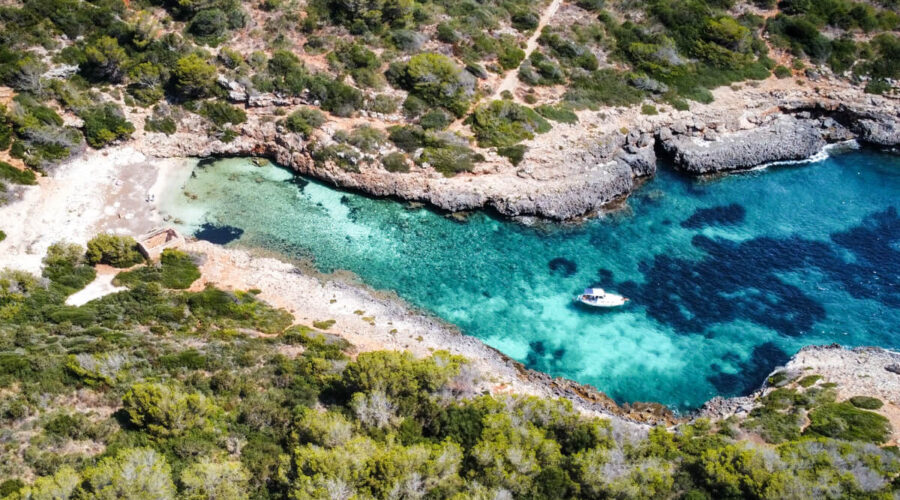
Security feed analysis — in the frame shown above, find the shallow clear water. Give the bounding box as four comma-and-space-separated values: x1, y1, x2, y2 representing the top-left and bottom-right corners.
160, 150, 900, 411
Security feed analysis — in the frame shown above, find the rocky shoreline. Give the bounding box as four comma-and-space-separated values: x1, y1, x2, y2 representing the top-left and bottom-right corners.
135, 78, 899, 221
699, 344, 900, 424
1, 143, 898, 431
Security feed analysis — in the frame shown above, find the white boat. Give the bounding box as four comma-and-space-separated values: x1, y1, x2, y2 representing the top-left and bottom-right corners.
577, 288, 629, 308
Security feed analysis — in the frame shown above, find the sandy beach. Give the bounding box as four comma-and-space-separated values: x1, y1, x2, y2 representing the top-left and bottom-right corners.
0, 147, 191, 273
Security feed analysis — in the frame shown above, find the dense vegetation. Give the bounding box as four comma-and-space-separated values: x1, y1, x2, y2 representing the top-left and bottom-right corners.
0, 243, 898, 499
0, 0, 894, 178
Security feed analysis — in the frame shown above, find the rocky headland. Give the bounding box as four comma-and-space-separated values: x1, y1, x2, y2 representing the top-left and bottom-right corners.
134, 77, 899, 221
700, 344, 900, 444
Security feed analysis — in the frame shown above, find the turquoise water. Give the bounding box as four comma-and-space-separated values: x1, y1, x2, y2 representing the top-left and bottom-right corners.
160, 150, 900, 411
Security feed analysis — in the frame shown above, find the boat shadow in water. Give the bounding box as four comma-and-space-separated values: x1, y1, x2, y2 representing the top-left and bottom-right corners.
571, 301, 624, 314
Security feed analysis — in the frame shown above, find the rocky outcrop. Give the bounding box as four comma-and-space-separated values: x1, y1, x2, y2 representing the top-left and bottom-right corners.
140, 78, 898, 221
840, 107, 900, 147
658, 115, 841, 174
698, 344, 900, 421
140, 112, 655, 221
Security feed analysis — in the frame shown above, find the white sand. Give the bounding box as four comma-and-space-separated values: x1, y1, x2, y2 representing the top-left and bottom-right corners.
0, 147, 162, 273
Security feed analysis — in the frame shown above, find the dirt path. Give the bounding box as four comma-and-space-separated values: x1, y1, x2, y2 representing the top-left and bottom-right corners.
490, 0, 563, 102
65, 267, 127, 306
449, 0, 563, 133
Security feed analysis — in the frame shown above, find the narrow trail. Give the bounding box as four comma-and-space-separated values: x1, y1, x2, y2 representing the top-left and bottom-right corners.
489, 0, 563, 102
449, 0, 563, 133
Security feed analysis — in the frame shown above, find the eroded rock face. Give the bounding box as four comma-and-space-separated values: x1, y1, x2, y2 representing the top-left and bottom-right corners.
139, 82, 897, 221
846, 110, 900, 147
658, 115, 830, 174
141, 114, 655, 220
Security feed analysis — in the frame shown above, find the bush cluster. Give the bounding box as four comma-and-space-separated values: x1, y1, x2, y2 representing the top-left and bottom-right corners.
0, 161, 36, 185
197, 100, 247, 127
79, 103, 135, 148
388, 53, 476, 117
114, 249, 201, 290
283, 107, 326, 135
467, 100, 551, 148
85, 234, 144, 268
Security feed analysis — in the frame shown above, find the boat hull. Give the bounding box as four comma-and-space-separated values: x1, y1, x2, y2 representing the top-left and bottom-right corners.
576, 294, 628, 308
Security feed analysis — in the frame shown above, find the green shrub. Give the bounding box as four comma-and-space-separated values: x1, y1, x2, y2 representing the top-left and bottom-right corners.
576, 0, 605, 11
774, 65, 792, 78
79, 103, 135, 148
420, 142, 482, 176
330, 43, 382, 87
122, 382, 219, 437
535, 104, 578, 124
312, 319, 336, 330
189, 8, 229, 45
767, 15, 832, 62
82, 448, 175, 498
267, 50, 309, 96
79, 36, 127, 83
392, 53, 475, 117
198, 100, 247, 127
307, 75, 364, 117
518, 52, 565, 86
741, 408, 802, 443
806, 402, 891, 443
511, 10, 540, 31
283, 107, 326, 135
467, 100, 551, 148
173, 54, 217, 98
498, 44, 526, 70
369, 94, 399, 114
419, 109, 452, 130
0, 479, 24, 497
159, 349, 207, 371
0, 230, 5, 242
43, 242, 96, 293
865, 79, 891, 95
311, 143, 361, 171
346, 125, 387, 152
127, 62, 166, 105
85, 234, 144, 268
641, 104, 659, 115
565, 69, 645, 109
339, 350, 464, 415
766, 371, 794, 387
848, 396, 883, 410
115, 249, 200, 289
282, 325, 350, 359
187, 286, 293, 334
388, 125, 426, 152
381, 152, 409, 172
797, 375, 821, 388
145, 116, 177, 135
0, 161, 36, 185
497, 144, 527, 166
181, 460, 249, 499
669, 98, 690, 111
44, 412, 92, 440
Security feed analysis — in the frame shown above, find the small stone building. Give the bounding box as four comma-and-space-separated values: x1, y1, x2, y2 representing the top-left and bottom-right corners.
136, 228, 185, 260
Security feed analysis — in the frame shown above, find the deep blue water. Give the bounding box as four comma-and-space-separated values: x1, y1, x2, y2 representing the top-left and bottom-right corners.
160, 149, 900, 410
